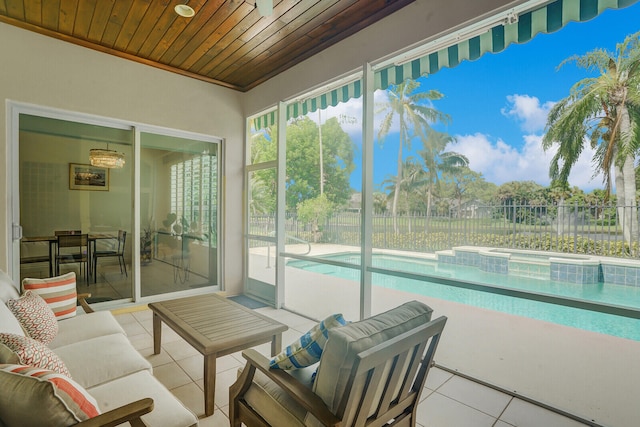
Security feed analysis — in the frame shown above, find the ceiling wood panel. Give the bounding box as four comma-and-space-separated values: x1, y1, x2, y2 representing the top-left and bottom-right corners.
41, 0, 60, 30
0, 0, 416, 91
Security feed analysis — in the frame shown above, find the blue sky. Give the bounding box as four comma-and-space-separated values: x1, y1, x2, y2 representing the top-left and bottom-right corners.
324, 1, 640, 193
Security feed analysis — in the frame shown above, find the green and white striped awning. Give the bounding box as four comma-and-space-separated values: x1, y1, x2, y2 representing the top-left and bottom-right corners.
287, 80, 362, 120
376, 0, 639, 88
251, 110, 277, 130
250, 80, 362, 130
252, 0, 638, 129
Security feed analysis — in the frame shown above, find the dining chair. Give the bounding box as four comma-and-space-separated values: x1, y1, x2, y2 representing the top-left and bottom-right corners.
93, 230, 127, 282
56, 234, 89, 285
54, 230, 82, 236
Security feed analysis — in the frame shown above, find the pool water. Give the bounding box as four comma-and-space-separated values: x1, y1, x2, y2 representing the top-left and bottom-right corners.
287, 253, 640, 341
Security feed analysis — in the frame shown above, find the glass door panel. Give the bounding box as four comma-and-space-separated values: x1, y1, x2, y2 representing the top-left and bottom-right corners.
18, 114, 133, 301
246, 116, 278, 305
246, 168, 277, 304
283, 96, 363, 320
140, 132, 220, 297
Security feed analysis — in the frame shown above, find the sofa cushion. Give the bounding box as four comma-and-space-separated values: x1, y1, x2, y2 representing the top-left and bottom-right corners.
0, 269, 19, 304
0, 333, 71, 377
49, 310, 126, 349
54, 333, 152, 388
88, 370, 198, 427
7, 290, 58, 344
0, 343, 20, 364
270, 313, 346, 369
311, 300, 433, 415
0, 364, 100, 427
0, 302, 24, 336
22, 272, 77, 320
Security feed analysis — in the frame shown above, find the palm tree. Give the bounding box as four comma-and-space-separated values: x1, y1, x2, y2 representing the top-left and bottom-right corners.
418, 129, 468, 220
377, 80, 450, 233
543, 31, 640, 246
382, 157, 426, 231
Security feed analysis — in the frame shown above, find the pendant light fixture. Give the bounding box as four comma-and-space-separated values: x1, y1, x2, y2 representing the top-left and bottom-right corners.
89, 144, 125, 169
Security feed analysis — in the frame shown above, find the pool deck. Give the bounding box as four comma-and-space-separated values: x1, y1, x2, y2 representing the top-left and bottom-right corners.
250, 244, 640, 427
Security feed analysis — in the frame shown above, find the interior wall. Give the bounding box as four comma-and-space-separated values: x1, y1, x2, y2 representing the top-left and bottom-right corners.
242, 0, 523, 114
19, 131, 133, 237
0, 22, 245, 295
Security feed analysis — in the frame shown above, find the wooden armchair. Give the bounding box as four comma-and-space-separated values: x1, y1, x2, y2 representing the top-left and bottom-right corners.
230, 301, 446, 427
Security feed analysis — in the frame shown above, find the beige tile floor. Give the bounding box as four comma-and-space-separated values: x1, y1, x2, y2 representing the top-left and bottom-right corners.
113, 305, 592, 427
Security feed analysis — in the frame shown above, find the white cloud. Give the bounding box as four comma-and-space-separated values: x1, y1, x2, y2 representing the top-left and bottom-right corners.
448, 133, 603, 190
501, 94, 555, 133
319, 90, 605, 191
323, 97, 364, 136
324, 89, 450, 140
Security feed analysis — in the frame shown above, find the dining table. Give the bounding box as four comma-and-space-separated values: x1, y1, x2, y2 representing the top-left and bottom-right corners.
21, 233, 116, 281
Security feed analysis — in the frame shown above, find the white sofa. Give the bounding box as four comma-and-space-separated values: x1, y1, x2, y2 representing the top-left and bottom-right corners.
0, 269, 199, 427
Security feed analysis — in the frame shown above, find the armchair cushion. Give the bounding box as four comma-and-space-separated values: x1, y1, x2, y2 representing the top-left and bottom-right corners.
242, 365, 316, 427
270, 313, 347, 369
0, 333, 71, 377
0, 364, 100, 427
22, 272, 77, 320
7, 290, 58, 344
311, 300, 433, 415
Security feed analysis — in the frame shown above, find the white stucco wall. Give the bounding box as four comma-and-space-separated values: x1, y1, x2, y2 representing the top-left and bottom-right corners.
0, 22, 245, 295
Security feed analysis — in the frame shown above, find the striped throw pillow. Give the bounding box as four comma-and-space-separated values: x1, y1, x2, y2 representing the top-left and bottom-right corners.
270, 313, 347, 369
0, 333, 71, 377
7, 290, 59, 344
0, 364, 100, 426
22, 272, 77, 319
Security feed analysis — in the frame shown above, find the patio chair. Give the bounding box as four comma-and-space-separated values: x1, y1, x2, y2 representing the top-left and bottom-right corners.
229, 300, 446, 427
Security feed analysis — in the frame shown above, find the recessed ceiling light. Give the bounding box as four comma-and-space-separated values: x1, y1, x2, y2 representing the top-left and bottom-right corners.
174, 4, 195, 18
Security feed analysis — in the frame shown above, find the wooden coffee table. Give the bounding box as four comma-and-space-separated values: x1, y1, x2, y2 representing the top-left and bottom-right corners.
148, 293, 288, 416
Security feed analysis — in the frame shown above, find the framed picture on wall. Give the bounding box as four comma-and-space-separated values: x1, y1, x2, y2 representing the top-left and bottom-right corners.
69, 163, 109, 191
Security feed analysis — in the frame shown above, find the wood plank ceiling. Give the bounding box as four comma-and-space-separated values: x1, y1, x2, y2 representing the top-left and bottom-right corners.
0, 0, 415, 91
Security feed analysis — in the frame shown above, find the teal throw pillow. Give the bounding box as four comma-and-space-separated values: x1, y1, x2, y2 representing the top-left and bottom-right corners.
270, 313, 347, 369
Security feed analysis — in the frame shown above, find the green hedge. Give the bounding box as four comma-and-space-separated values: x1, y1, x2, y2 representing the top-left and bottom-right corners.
315, 231, 638, 258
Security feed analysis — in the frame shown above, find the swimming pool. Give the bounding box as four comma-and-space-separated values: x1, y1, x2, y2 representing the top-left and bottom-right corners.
287, 253, 640, 341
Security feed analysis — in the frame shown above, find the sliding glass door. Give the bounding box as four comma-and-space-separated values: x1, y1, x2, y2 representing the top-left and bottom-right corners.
12, 106, 222, 303
18, 114, 133, 301
139, 131, 221, 297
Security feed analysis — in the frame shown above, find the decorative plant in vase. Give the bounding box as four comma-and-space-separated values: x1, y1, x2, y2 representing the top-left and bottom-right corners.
140, 223, 155, 265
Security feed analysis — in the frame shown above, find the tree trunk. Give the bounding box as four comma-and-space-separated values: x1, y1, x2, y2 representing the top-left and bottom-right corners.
425, 187, 432, 232
614, 162, 626, 239
392, 139, 403, 234
617, 104, 638, 250
621, 154, 637, 249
